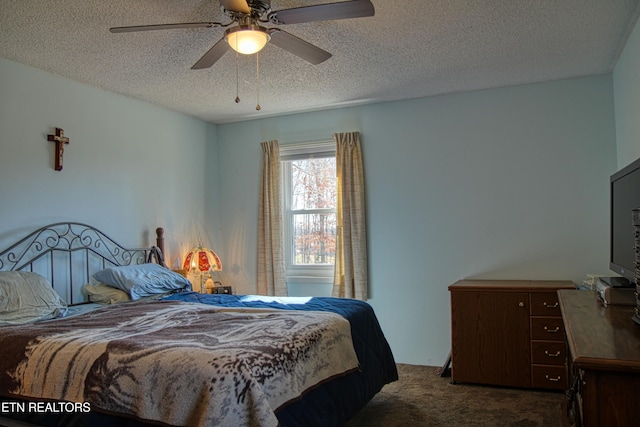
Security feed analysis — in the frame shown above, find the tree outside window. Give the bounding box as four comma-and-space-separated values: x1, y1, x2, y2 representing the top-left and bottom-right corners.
286, 157, 336, 268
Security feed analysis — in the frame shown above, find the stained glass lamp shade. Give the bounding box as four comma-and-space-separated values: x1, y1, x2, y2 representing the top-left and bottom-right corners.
183, 246, 222, 293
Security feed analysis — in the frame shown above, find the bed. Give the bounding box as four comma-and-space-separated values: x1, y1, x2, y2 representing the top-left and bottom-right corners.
0, 223, 397, 427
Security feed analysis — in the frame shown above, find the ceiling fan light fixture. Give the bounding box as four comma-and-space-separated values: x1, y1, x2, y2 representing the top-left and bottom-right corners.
225, 25, 270, 55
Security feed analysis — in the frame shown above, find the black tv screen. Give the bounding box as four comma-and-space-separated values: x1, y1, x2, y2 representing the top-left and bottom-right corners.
610, 156, 640, 282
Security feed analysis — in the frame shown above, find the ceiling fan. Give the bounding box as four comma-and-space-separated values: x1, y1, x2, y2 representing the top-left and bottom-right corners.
109, 0, 375, 69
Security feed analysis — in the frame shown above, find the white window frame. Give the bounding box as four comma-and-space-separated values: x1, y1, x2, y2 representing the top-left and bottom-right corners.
281, 140, 336, 282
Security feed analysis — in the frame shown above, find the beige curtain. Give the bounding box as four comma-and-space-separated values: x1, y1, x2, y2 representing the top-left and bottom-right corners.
332, 132, 368, 300
257, 140, 287, 296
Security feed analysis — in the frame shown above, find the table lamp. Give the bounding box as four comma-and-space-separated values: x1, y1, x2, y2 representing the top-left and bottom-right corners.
183, 245, 222, 293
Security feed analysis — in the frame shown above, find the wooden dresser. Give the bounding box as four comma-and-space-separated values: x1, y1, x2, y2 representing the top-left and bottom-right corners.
558, 289, 640, 427
449, 280, 575, 390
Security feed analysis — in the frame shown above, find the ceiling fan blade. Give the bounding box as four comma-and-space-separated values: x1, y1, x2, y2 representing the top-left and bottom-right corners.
267, 29, 331, 65
269, 0, 374, 25
191, 37, 230, 69
109, 22, 223, 33
219, 0, 251, 14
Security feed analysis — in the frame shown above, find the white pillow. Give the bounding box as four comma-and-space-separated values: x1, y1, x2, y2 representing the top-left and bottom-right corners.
0, 271, 68, 324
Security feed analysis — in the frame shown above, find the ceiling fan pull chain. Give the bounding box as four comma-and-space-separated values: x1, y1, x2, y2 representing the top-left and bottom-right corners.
235, 47, 240, 103
256, 52, 261, 111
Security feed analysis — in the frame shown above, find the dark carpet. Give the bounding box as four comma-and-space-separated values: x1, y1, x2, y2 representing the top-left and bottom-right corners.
344, 364, 564, 427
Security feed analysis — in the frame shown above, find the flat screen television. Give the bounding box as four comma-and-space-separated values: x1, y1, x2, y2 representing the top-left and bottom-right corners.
610, 156, 640, 283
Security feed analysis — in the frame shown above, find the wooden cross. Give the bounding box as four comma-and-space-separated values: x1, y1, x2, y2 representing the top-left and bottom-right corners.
47, 128, 69, 171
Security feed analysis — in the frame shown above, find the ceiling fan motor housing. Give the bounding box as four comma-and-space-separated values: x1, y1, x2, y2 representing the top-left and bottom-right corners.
248, 0, 271, 16
221, 0, 271, 19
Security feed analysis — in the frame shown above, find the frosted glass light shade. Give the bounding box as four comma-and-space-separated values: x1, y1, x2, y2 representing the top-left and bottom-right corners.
225, 26, 270, 55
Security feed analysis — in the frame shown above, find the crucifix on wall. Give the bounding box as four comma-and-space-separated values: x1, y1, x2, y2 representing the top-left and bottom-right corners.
47, 127, 70, 171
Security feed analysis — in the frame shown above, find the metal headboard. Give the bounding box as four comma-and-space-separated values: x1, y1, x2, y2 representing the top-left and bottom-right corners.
0, 222, 165, 305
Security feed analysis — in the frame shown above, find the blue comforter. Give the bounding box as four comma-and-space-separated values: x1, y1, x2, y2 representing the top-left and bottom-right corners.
163, 292, 398, 427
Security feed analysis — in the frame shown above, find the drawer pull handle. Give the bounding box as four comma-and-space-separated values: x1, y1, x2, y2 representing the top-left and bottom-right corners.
543, 302, 559, 309
544, 350, 561, 357
544, 326, 560, 333
545, 375, 561, 382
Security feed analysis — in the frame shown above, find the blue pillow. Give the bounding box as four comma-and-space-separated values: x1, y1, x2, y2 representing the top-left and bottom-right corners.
94, 263, 192, 300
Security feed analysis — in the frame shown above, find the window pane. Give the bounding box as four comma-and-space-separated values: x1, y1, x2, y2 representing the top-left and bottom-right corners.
293, 213, 336, 265
291, 158, 336, 210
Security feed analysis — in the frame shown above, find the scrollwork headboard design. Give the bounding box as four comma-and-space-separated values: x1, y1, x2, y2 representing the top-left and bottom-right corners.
0, 222, 165, 304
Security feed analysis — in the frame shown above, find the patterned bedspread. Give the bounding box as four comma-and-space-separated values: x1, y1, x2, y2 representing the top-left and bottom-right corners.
0, 301, 360, 427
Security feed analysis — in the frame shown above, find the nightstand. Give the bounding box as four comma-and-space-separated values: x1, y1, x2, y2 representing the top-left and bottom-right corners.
211, 286, 233, 294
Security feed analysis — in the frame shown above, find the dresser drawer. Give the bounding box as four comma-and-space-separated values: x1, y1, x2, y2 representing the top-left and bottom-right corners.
532, 365, 566, 390
531, 341, 565, 365
530, 292, 562, 316
531, 317, 565, 340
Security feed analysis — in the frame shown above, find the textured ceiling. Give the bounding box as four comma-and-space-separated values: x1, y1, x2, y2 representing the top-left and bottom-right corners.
1, 0, 639, 124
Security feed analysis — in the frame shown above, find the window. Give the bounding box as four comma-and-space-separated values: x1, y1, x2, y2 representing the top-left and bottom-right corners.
281, 141, 336, 280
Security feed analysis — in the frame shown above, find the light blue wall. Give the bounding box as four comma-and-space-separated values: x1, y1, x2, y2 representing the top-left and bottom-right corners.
0, 58, 219, 265
614, 16, 640, 168
0, 54, 621, 366
216, 75, 617, 365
